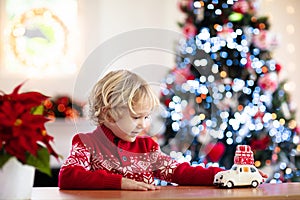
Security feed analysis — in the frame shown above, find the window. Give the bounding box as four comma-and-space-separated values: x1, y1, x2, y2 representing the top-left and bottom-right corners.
243, 167, 249, 172
2, 0, 79, 77
250, 167, 257, 173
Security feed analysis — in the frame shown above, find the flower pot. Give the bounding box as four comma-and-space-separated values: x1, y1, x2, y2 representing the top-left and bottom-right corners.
0, 157, 35, 200
45, 118, 95, 167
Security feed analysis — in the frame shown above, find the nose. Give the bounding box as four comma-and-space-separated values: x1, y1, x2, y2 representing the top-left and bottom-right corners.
137, 118, 147, 129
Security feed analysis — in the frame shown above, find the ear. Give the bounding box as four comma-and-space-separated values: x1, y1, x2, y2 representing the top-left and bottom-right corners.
102, 108, 115, 123
106, 114, 116, 123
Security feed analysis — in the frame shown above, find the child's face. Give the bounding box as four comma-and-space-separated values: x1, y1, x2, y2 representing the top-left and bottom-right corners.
105, 105, 152, 142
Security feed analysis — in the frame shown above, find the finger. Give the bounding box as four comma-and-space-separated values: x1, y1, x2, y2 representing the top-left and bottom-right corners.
154, 186, 161, 190
142, 183, 156, 190
147, 184, 159, 190
138, 182, 159, 191
136, 185, 149, 191
131, 182, 148, 191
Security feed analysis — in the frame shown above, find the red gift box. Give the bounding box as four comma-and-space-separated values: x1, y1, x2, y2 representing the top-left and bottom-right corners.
234, 145, 254, 165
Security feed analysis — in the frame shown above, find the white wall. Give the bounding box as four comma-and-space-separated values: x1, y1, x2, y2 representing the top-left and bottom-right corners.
74, 0, 184, 101
0, 0, 182, 100
0, 0, 299, 121
258, 0, 300, 121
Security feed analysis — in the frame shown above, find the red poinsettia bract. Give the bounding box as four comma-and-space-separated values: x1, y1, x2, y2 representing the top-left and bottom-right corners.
0, 83, 59, 175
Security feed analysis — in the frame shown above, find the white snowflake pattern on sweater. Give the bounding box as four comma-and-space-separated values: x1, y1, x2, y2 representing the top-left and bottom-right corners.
62, 140, 179, 184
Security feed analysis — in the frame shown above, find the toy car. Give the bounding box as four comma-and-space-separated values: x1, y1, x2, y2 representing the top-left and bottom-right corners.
213, 164, 265, 188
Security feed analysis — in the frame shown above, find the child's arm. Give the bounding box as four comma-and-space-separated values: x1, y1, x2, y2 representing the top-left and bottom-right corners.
171, 162, 223, 185
59, 165, 122, 189
58, 134, 122, 189
152, 146, 222, 185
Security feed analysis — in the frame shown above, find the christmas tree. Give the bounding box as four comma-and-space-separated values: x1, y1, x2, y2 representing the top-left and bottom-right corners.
159, 0, 300, 183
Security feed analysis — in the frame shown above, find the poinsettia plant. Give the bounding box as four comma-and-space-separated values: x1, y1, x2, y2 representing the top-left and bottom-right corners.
0, 83, 59, 176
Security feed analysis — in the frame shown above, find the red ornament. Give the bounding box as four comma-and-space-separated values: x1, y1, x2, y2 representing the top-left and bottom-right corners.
257, 72, 279, 93
294, 126, 300, 135
164, 99, 171, 107
245, 53, 252, 69
232, 0, 249, 14
250, 136, 270, 151
182, 22, 197, 39
172, 65, 195, 85
275, 63, 282, 73
234, 145, 254, 165
205, 142, 225, 162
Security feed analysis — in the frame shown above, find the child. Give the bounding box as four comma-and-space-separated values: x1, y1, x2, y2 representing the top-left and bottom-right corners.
58, 70, 260, 190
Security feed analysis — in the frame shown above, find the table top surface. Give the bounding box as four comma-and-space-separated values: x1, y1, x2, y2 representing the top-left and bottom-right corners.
32, 183, 300, 200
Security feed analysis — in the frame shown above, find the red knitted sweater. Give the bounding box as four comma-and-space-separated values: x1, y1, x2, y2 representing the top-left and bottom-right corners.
58, 125, 222, 189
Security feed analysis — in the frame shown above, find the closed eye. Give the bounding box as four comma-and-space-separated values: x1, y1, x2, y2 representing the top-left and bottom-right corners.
132, 115, 151, 120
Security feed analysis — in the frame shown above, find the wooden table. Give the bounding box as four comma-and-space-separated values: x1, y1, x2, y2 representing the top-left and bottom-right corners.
32, 183, 300, 200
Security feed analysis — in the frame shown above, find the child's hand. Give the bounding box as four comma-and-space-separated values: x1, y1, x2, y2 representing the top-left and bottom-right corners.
121, 178, 161, 191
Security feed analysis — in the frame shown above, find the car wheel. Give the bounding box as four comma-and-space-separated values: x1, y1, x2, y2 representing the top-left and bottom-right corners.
226, 181, 234, 188
251, 180, 259, 188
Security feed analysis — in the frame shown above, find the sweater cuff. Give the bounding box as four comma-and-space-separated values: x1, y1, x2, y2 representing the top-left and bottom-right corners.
103, 174, 123, 189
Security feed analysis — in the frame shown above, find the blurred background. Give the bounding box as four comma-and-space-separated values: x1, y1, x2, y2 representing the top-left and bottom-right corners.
0, 0, 299, 186
1, 0, 299, 114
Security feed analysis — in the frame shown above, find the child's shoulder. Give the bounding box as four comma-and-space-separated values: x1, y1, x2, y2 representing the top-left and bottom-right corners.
72, 132, 92, 138
71, 132, 95, 143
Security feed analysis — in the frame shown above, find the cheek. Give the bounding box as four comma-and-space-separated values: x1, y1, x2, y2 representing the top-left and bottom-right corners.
115, 116, 137, 133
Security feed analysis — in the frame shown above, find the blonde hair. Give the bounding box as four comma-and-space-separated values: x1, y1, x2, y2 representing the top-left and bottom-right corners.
89, 69, 159, 125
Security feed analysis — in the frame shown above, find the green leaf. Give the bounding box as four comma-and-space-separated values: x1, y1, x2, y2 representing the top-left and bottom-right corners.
0, 153, 13, 168
177, 21, 184, 28
31, 104, 44, 115
26, 147, 51, 176
228, 12, 243, 22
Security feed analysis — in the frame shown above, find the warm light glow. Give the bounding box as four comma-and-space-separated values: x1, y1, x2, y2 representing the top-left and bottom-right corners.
286, 5, 295, 14
194, 1, 204, 8
258, 23, 266, 30
265, 160, 271, 166
196, 96, 202, 103
286, 24, 295, 34
279, 118, 286, 125
288, 120, 297, 129
237, 105, 243, 111
274, 147, 281, 153
262, 66, 268, 73
254, 161, 261, 167
220, 71, 227, 78
287, 43, 295, 53
199, 114, 206, 120
285, 168, 292, 174
4, 0, 79, 78
251, 16, 257, 23
57, 104, 66, 112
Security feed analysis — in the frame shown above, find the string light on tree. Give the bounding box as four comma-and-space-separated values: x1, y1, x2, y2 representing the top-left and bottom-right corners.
160, 0, 300, 183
